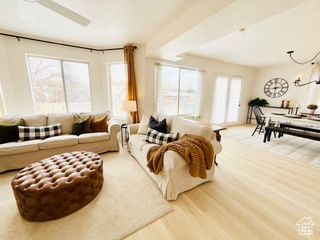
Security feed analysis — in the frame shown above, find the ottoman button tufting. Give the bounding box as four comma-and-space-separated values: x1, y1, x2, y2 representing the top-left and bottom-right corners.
11, 151, 104, 222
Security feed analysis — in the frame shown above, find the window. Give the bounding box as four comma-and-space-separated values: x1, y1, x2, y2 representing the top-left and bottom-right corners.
155, 63, 203, 116
108, 63, 127, 118
27, 56, 91, 114
211, 75, 242, 124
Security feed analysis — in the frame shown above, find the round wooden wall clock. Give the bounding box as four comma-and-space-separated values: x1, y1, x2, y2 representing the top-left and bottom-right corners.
264, 78, 289, 98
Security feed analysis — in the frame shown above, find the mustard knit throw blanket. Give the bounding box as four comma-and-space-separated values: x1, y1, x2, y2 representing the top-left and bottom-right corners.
146, 134, 214, 179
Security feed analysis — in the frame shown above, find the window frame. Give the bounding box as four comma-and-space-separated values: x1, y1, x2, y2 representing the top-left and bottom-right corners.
26, 54, 92, 114
155, 63, 203, 117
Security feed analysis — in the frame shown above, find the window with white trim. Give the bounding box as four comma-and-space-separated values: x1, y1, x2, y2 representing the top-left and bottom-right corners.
27, 56, 92, 114
108, 63, 127, 118
155, 63, 203, 116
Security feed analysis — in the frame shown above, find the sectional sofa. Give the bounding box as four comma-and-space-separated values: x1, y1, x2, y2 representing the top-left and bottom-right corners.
0, 111, 120, 173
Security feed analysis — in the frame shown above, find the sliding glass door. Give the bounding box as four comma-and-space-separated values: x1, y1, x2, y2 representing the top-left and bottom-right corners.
211, 75, 242, 125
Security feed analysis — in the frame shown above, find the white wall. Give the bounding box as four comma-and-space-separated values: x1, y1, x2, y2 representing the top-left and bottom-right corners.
253, 63, 313, 114
143, 54, 257, 125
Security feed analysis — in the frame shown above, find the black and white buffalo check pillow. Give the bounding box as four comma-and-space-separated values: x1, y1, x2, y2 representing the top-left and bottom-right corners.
144, 127, 179, 145
18, 124, 61, 141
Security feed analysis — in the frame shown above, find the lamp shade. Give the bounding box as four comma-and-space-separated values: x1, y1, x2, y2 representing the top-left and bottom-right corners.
121, 100, 137, 112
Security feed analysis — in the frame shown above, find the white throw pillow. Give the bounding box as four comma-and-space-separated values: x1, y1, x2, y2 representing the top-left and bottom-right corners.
137, 115, 150, 134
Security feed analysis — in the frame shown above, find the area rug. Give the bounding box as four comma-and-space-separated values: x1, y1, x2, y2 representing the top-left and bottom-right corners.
0, 151, 173, 240
222, 124, 320, 167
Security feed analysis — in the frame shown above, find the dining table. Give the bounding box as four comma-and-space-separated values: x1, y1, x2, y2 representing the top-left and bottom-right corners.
265, 113, 320, 128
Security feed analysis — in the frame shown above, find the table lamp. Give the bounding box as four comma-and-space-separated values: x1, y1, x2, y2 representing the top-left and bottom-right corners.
121, 100, 137, 124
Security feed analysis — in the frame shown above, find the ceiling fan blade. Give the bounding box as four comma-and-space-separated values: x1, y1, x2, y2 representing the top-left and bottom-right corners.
36, 0, 90, 27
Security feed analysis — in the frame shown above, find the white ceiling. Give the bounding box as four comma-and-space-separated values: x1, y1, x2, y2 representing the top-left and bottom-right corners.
188, 0, 320, 68
0, 0, 196, 46
0, 0, 319, 68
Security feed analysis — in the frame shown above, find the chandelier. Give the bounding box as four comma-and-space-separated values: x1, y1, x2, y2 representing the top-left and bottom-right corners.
287, 50, 320, 65
294, 76, 320, 87
288, 51, 320, 87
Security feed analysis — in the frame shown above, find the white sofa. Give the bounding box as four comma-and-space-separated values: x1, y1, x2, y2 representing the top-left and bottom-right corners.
0, 111, 120, 173
128, 116, 222, 200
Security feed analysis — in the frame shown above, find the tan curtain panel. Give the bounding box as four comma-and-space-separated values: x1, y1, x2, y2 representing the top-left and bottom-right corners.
123, 45, 139, 123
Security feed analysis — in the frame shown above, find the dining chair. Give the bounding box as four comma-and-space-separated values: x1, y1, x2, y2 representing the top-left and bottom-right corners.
252, 106, 268, 136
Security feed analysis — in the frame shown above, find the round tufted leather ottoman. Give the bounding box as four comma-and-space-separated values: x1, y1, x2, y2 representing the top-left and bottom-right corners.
11, 151, 103, 222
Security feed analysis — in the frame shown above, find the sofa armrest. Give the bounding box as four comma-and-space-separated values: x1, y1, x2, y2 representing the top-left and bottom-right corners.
128, 123, 139, 135
108, 118, 120, 136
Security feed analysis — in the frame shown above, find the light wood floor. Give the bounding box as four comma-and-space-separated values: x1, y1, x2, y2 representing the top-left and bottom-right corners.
126, 136, 320, 240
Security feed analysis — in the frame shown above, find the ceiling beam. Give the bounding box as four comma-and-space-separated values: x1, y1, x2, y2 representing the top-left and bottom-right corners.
145, 0, 235, 61
146, 0, 310, 61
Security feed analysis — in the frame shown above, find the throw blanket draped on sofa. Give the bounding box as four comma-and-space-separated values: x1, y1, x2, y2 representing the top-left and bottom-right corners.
146, 134, 214, 179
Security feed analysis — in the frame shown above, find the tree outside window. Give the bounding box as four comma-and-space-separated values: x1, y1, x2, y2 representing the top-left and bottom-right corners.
27, 56, 92, 114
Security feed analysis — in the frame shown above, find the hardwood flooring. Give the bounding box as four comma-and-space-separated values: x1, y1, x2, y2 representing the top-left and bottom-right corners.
125, 137, 320, 240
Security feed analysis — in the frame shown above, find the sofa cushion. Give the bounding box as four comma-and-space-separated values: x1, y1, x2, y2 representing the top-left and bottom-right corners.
141, 143, 160, 155
137, 115, 149, 134
171, 117, 212, 141
145, 128, 179, 145
149, 116, 166, 133
0, 118, 26, 144
78, 132, 110, 143
39, 135, 78, 150
0, 116, 23, 125
47, 113, 77, 135
0, 139, 42, 156
72, 116, 92, 135
129, 134, 149, 151
23, 114, 47, 127
0, 114, 47, 127
90, 115, 108, 132
19, 124, 61, 141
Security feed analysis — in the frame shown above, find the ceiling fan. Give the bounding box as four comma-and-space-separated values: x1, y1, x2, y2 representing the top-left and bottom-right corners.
25, 0, 90, 27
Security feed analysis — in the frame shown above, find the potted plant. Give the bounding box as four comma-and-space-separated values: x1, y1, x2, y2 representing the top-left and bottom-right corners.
248, 98, 269, 106
306, 104, 318, 114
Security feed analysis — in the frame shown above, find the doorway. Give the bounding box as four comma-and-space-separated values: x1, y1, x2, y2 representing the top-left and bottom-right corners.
211, 75, 242, 125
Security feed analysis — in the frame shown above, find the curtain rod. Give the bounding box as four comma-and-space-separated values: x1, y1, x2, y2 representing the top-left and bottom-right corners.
0, 32, 137, 53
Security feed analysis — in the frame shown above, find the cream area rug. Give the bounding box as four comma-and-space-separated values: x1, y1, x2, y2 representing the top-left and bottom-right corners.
222, 124, 320, 167
0, 151, 173, 240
